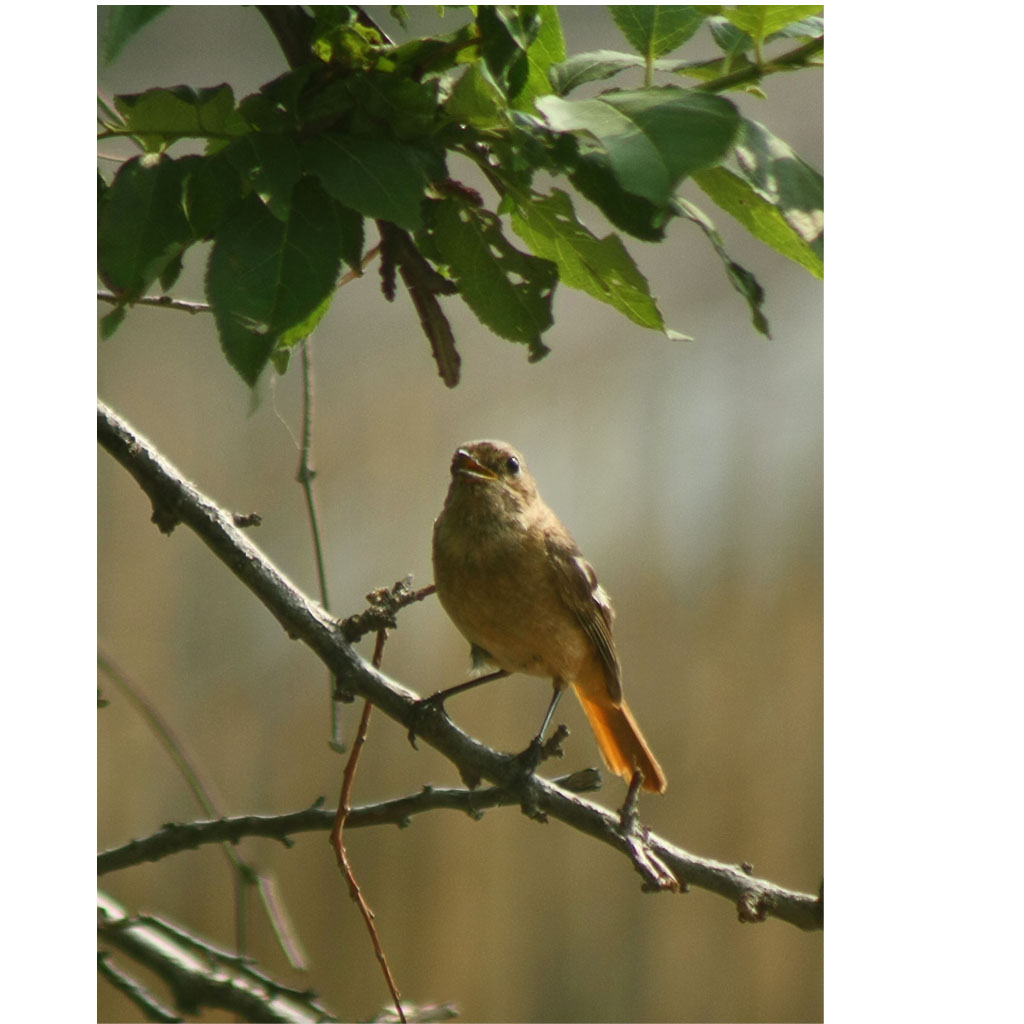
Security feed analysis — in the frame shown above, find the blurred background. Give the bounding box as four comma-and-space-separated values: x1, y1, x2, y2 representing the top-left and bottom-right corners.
98, 6, 822, 1022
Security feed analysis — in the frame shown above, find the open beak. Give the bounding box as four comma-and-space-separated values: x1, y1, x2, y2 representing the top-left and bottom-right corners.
452, 448, 497, 480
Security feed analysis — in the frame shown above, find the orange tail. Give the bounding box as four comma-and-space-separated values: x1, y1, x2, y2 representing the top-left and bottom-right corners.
572, 687, 667, 794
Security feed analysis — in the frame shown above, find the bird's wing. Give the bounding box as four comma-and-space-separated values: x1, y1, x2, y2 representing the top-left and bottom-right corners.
544, 531, 622, 703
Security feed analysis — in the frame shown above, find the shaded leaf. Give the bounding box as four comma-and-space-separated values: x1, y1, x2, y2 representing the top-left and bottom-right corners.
97, 154, 196, 301
99, 6, 170, 66
476, 5, 541, 99
569, 157, 669, 241
673, 197, 770, 336
302, 134, 434, 230
223, 134, 303, 221
510, 188, 667, 332
537, 87, 740, 205
692, 166, 822, 278
428, 198, 556, 359
205, 179, 347, 385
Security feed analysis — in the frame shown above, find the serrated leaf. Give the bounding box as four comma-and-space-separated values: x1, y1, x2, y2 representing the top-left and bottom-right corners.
302, 135, 433, 230
722, 6, 823, 44
611, 6, 708, 60
97, 154, 196, 301
513, 5, 567, 112
510, 188, 667, 332
673, 196, 770, 335
692, 166, 822, 278
205, 179, 347, 385
428, 198, 556, 358
98, 6, 170, 66
113, 85, 247, 153
732, 119, 823, 254
537, 87, 740, 204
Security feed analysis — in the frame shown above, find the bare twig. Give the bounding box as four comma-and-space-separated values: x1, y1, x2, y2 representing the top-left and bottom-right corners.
98, 771, 604, 876
330, 629, 406, 1023
97, 400, 823, 931
97, 951, 182, 1023
98, 892, 336, 1022
97, 290, 211, 314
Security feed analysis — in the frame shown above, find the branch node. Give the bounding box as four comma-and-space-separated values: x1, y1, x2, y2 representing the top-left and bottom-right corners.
737, 889, 770, 924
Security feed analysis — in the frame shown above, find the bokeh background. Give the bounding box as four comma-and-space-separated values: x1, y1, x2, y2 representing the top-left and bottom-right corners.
98, 7, 823, 1022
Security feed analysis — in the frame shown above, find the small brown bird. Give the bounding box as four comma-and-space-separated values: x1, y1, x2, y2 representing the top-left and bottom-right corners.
432, 440, 667, 793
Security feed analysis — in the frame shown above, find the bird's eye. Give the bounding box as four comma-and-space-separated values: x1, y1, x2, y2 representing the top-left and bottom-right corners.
505, 455, 520, 475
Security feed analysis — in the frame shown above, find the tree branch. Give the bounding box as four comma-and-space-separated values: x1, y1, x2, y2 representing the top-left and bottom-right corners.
98, 772, 603, 876
97, 399, 823, 932
98, 892, 337, 1022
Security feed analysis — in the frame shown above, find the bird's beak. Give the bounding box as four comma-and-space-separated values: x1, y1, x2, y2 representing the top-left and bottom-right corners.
453, 449, 497, 480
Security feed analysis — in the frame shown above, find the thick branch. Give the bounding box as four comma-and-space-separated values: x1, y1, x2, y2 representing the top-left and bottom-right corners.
97, 400, 822, 931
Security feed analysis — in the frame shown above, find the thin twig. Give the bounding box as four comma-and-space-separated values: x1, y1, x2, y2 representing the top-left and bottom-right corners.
97, 951, 182, 1023
330, 630, 407, 1024
696, 35, 823, 93
98, 771, 604, 876
97, 290, 211, 314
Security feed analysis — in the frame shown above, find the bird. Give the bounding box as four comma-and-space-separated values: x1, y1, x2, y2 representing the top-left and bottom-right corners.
431, 440, 667, 794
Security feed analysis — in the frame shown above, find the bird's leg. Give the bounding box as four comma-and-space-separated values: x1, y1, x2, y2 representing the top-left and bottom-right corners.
406, 669, 509, 748
514, 684, 566, 774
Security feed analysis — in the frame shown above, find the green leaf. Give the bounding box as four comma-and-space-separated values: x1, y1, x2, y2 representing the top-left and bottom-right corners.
205, 179, 348, 386
427, 198, 556, 359
445, 62, 509, 129
99, 305, 127, 340
184, 152, 245, 238
98, 6, 170, 66
536, 87, 740, 205
223, 134, 303, 221
476, 5, 541, 99
611, 6, 709, 60
550, 50, 648, 95
302, 135, 434, 230
113, 85, 247, 153
673, 197, 770, 335
97, 154, 196, 301
721, 6, 823, 44
510, 188, 667, 333
569, 158, 669, 241
692, 165, 822, 278
732, 119, 823, 255
513, 5, 567, 112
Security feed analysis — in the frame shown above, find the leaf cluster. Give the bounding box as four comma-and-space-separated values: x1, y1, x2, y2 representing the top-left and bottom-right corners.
97, 5, 823, 387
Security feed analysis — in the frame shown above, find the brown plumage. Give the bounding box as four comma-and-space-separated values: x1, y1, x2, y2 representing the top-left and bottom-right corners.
432, 440, 666, 794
